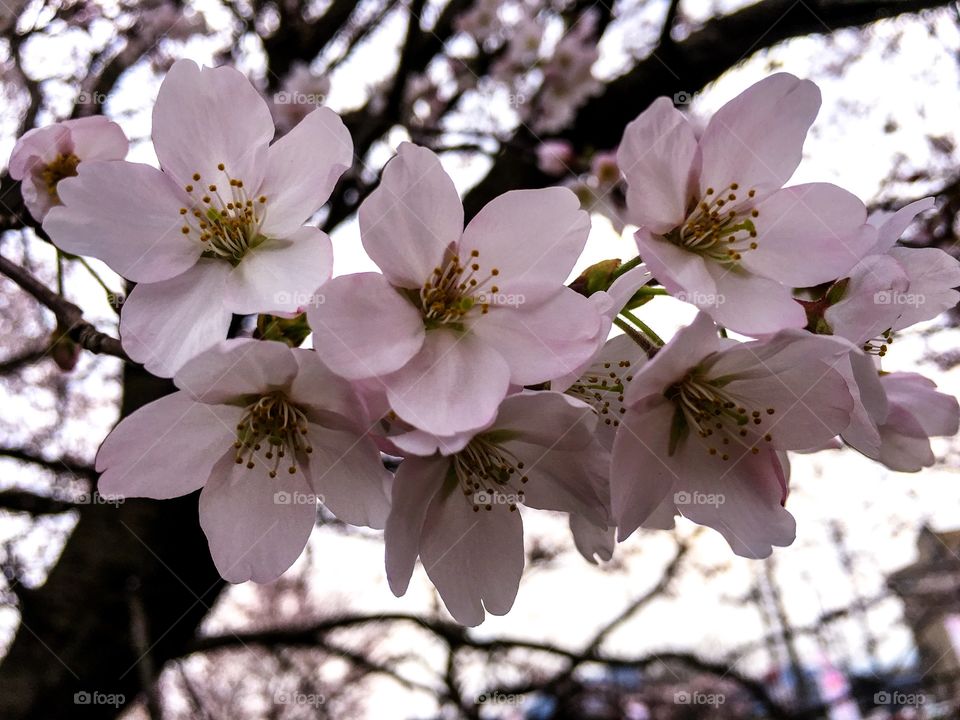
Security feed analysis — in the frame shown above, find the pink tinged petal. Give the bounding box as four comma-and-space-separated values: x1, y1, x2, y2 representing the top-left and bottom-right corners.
624, 312, 722, 405
384, 329, 511, 436
459, 187, 590, 302
617, 97, 700, 233
870, 197, 935, 253
507, 440, 609, 524
634, 228, 716, 304
642, 492, 678, 530
877, 412, 935, 472
888, 247, 960, 330
698, 73, 820, 197
258, 107, 354, 237
742, 184, 875, 286
673, 447, 796, 559
611, 398, 679, 539
570, 515, 615, 564
390, 428, 477, 456
288, 348, 367, 430
306, 427, 391, 529
43, 161, 201, 283
604, 264, 654, 315
839, 352, 886, 458
385, 456, 447, 597
199, 452, 317, 583
492, 391, 597, 449
9, 125, 70, 178
225, 226, 333, 315
824, 254, 909, 345
174, 339, 298, 403
306, 272, 425, 380
152, 60, 273, 188
471, 288, 603, 386
97, 392, 242, 499
420, 484, 524, 626
720, 362, 853, 451
883, 372, 959, 438
63, 116, 129, 160
119, 260, 233, 378
706, 265, 806, 336
359, 143, 462, 288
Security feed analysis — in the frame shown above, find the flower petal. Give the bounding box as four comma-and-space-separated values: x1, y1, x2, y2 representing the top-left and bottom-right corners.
870, 197, 935, 253
152, 59, 273, 188
307, 272, 425, 380
64, 116, 129, 160
459, 187, 590, 302
199, 452, 317, 583
97, 392, 241, 499
742, 183, 875, 286
44, 160, 201, 283
258, 107, 354, 237
119, 260, 233, 378
618, 97, 699, 233
699, 73, 820, 197
306, 426, 392, 529
707, 265, 807, 336
384, 329, 510, 435
174, 339, 299, 403
493, 391, 596, 449
888, 247, 960, 330
471, 288, 603, 385
569, 515, 615, 564
225, 226, 333, 315
634, 228, 717, 305
359, 143, 462, 288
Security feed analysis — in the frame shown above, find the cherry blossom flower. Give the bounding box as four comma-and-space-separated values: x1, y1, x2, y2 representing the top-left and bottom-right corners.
875, 372, 959, 472
9, 116, 128, 221
97, 340, 391, 583
384, 391, 609, 625
307, 143, 603, 436
43, 59, 353, 377
611, 313, 855, 557
618, 74, 877, 335
535, 140, 574, 176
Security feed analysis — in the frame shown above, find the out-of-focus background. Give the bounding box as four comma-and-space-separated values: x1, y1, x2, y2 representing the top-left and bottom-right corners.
0, 0, 958, 718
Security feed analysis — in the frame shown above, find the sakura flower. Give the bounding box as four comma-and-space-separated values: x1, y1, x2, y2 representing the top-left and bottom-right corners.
618, 74, 876, 335
43, 59, 353, 377
9, 116, 128, 221
535, 140, 574, 176
384, 391, 609, 625
307, 143, 603, 436
875, 372, 959, 472
97, 339, 391, 583
612, 313, 855, 557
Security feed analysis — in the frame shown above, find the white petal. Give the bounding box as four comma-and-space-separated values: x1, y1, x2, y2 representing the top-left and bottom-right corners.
174, 339, 298, 403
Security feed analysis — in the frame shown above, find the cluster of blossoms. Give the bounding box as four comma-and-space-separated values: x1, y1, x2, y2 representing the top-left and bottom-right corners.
13, 60, 959, 626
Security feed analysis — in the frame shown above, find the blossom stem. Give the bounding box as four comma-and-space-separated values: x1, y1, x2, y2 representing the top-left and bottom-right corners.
609, 255, 644, 281
613, 317, 658, 356
620, 309, 664, 346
